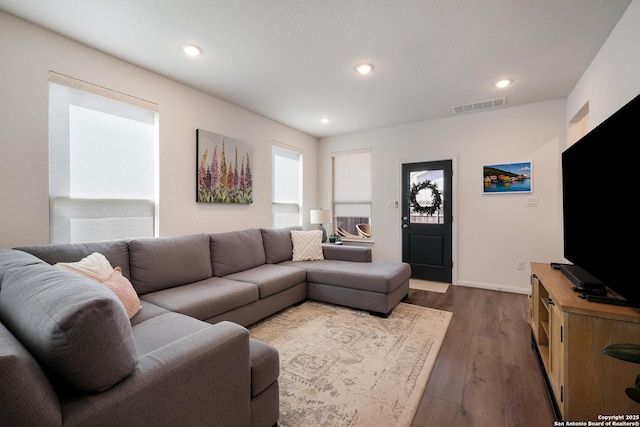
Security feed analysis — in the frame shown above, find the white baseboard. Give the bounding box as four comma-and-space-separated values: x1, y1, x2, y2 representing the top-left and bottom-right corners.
456, 280, 530, 295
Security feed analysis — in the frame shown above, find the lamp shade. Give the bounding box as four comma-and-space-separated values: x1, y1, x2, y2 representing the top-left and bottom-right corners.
310, 209, 332, 225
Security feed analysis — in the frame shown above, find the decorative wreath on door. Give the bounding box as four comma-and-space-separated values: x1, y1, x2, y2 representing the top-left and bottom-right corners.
407, 180, 442, 215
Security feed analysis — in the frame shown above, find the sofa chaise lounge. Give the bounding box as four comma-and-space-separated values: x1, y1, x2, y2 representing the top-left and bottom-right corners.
0, 226, 410, 427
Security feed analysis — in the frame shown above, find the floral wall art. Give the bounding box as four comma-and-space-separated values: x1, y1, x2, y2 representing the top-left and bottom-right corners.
197, 129, 253, 203
483, 162, 532, 194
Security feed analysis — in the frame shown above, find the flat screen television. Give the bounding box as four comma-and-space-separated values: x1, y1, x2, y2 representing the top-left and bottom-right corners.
561, 93, 640, 307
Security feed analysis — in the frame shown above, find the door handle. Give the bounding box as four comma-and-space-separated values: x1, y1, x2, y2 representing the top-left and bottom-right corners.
402, 216, 408, 221
402, 224, 408, 228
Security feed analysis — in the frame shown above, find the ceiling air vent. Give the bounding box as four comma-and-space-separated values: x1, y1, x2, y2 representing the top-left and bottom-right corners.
453, 97, 507, 114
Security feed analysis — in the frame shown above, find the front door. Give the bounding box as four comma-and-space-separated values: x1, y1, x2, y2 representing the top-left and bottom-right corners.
402, 160, 453, 283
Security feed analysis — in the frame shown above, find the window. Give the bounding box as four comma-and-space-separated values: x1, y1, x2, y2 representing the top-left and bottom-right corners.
332, 149, 372, 239
48, 72, 158, 243
272, 144, 302, 228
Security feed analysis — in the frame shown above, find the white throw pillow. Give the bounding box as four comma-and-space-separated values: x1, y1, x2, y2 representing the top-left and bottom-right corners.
55, 252, 114, 282
291, 230, 324, 261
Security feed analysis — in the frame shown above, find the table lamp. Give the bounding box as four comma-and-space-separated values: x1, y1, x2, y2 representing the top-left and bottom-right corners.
310, 209, 332, 242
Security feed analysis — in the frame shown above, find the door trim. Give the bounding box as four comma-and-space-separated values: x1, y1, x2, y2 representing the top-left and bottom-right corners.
451, 155, 457, 285
398, 156, 457, 285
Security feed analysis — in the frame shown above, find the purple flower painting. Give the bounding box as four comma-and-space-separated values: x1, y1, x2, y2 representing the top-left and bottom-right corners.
197, 129, 253, 203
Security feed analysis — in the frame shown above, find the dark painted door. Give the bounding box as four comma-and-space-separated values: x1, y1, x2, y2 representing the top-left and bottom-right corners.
401, 160, 453, 283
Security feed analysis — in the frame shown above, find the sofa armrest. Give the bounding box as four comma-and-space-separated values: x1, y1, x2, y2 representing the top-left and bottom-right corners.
61, 321, 253, 427
322, 244, 372, 262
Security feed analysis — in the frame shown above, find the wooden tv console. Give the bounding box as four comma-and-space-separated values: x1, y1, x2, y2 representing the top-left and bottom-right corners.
530, 262, 640, 421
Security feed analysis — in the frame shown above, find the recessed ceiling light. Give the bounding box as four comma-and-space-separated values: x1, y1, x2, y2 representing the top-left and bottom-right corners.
180, 44, 202, 57
320, 116, 331, 124
355, 63, 373, 74
494, 79, 513, 88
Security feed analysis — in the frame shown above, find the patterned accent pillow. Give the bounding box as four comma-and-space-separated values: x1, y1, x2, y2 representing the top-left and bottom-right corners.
291, 230, 324, 261
102, 267, 142, 319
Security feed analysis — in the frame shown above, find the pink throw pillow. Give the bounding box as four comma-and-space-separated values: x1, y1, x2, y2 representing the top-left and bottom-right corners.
102, 267, 142, 319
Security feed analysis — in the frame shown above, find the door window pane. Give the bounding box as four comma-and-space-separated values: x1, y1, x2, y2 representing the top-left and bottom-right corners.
409, 169, 444, 224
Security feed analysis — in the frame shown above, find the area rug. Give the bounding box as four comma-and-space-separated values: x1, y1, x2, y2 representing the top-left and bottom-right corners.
409, 279, 450, 293
249, 301, 452, 427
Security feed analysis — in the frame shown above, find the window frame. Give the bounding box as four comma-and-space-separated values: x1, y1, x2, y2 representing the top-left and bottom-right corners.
331, 148, 373, 241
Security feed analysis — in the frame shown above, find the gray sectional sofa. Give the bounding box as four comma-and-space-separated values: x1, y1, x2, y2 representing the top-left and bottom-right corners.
0, 226, 410, 427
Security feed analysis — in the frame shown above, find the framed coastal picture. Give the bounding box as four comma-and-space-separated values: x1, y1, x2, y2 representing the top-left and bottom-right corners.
483, 162, 532, 194
196, 129, 253, 203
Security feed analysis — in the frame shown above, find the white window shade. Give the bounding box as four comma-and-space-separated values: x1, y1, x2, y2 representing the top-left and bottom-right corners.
68, 105, 154, 199
272, 146, 301, 204
334, 203, 372, 217
50, 198, 155, 243
333, 151, 372, 203
49, 73, 158, 243
272, 203, 301, 229
333, 150, 372, 216
272, 144, 302, 228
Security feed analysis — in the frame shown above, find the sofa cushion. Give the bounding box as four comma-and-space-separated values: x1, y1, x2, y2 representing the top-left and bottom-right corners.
210, 229, 266, 276
0, 321, 61, 427
15, 240, 132, 280
261, 226, 302, 264
130, 300, 170, 325
225, 264, 307, 299
131, 311, 212, 355
321, 244, 372, 262
140, 277, 259, 321
281, 260, 411, 293
129, 234, 213, 295
0, 263, 138, 392
291, 230, 324, 261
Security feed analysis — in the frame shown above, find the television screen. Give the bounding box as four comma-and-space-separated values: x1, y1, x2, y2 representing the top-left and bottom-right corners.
562, 93, 640, 307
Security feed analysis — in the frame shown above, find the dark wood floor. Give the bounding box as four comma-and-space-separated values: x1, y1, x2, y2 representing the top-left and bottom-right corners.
407, 285, 556, 427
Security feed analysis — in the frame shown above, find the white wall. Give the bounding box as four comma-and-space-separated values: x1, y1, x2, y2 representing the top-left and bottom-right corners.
567, 0, 640, 137
318, 0, 640, 294
0, 11, 318, 248
319, 101, 566, 294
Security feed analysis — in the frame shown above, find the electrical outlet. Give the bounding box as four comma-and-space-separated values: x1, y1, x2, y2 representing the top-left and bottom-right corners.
387, 200, 398, 208
526, 198, 538, 207
517, 260, 525, 270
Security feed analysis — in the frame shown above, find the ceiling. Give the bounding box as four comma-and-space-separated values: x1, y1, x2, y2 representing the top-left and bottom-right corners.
0, 0, 632, 138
